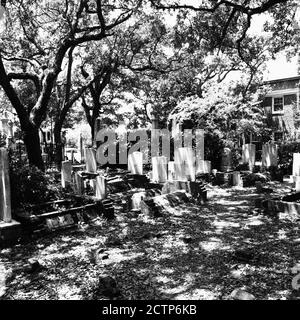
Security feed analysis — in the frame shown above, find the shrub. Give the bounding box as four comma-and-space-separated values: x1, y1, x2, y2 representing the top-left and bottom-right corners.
278, 141, 300, 176
242, 172, 270, 187
9, 154, 64, 210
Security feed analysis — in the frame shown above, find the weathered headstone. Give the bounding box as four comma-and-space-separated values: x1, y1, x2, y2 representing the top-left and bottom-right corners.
131, 192, 147, 210
0, 148, 11, 223
168, 161, 176, 181
196, 160, 212, 174
262, 143, 278, 168
95, 176, 107, 200
128, 151, 143, 175
152, 156, 168, 183
61, 161, 72, 188
196, 129, 205, 161
293, 153, 300, 177
85, 148, 97, 173
232, 172, 243, 187
74, 172, 84, 195
78, 134, 84, 163
221, 147, 233, 172
175, 147, 196, 181
295, 176, 300, 192
242, 144, 256, 170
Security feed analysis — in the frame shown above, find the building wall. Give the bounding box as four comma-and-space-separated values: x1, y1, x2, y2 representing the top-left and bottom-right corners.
262, 78, 300, 140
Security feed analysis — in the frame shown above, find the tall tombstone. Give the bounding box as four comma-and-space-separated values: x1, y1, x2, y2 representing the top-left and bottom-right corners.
85, 148, 97, 173
95, 176, 107, 200
78, 133, 84, 164
0, 148, 12, 223
262, 143, 278, 168
295, 176, 300, 192
128, 151, 143, 175
242, 144, 256, 170
196, 160, 212, 174
1, 118, 9, 136
152, 156, 168, 183
232, 172, 243, 187
293, 153, 300, 177
168, 161, 176, 181
221, 147, 233, 172
175, 147, 196, 181
61, 161, 72, 188
196, 129, 205, 162
74, 172, 84, 195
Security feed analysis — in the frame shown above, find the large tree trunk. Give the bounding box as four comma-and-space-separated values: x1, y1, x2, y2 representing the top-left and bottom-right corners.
23, 125, 45, 171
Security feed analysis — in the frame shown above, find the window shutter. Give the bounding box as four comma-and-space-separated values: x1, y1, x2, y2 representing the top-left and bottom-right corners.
284, 94, 297, 106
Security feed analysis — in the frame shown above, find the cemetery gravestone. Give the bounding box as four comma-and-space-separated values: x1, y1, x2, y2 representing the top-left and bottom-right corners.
232, 172, 243, 187
85, 148, 97, 173
293, 153, 300, 177
175, 147, 196, 181
168, 161, 176, 181
242, 144, 256, 170
152, 156, 168, 183
74, 172, 84, 195
61, 161, 72, 188
221, 148, 233, 172
196, 160, 212, 174
262, 143, 278, 168
0, 148, 11, 223
95, 176, 107, 200
128, 151, 143, 175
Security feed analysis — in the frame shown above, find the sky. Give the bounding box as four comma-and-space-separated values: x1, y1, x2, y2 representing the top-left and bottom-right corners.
248, 11, 299, 81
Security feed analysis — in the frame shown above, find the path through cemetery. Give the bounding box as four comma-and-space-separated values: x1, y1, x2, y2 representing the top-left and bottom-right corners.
1, 185, 299, 300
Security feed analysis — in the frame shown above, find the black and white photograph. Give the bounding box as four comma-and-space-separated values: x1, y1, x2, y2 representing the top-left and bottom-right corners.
1, 0, 300, 305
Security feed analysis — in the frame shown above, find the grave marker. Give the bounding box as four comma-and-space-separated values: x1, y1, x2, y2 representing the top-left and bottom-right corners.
175, 147, 196, 181
262, 143, 278, 168
128, 151, 143, 175
74, 172, 84, 195
242, 144, 256, 170
95, 176, 107, 200
232, 172, 243, 187
0, 148, 11, 223
221, 147, 233, 172
168, 161, 176, 181
196, 160, 212, 174
61, 161, 72, 188
152, 156, 168, 183
85, 148, 97, 173
293, 153, 300, 177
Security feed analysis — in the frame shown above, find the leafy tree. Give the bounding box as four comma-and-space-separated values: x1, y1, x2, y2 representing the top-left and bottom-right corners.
0, 0, 143, 170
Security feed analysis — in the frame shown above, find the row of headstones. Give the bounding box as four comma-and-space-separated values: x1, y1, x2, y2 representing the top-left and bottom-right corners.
128, 148, 212, 183
242, 143, 278, 169
61, 159, 107, 200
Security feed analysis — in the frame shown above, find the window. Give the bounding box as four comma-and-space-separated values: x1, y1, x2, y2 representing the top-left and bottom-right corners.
272, 97, 284, 114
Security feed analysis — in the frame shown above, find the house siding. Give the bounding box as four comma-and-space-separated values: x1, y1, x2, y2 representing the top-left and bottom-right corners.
262, 77, 300, 140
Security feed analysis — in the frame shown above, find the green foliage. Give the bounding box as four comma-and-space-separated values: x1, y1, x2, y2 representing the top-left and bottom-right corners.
0, 132, 6, 147
277, 140, 300, 176
9, 154, 64, 209
242, 172, 270, 187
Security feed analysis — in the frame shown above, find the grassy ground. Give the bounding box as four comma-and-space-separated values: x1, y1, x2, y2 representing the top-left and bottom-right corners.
1, 185, 300, 300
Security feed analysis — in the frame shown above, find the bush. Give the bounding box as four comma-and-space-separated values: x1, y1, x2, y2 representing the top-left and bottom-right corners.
9, 154, 64, 210
278, 141, 300, 176
242, 172, 270, 187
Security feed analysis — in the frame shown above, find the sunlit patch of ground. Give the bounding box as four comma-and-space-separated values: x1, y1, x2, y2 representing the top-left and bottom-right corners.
1, 184, 300, 300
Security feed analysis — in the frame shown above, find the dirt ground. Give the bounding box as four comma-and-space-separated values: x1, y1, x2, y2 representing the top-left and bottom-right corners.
1, 185, 300, 300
